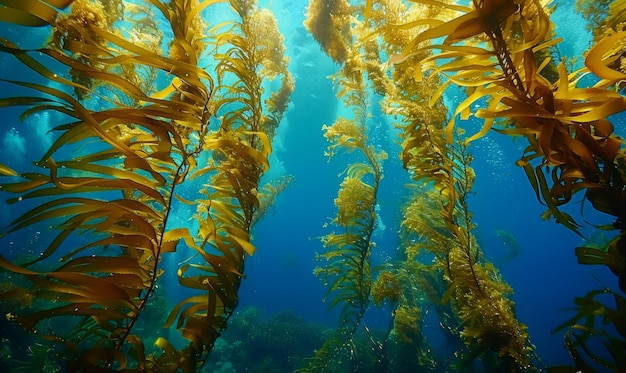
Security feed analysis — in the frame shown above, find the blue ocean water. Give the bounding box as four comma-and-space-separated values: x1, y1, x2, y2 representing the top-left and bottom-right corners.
0, 0, 623, 372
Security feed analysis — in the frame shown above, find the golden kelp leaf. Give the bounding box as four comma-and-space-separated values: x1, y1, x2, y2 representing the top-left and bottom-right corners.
561, 97, 626, 123
43, 0, 74, 7
229, 232, 256, 255
391, 13, 476, 64
445, 2, 519, 44
1, 174, 50, 194
585, 31, 626, 82
243, 130, 272, 156
16, 303, 128, 332
191, 260, 241, 298
164, 294, 213, 329
5, 199, 102, 232
160, 228, 190, 253
151, 340, 195, 372
53, 160, 159, 189
182, 315, 217, 346
521, 162, 582, 235
0, 0, 64, 27
47, 272, 133, 301
0, 162, 17, 176
153, 337, 185, 365
43, 165, 166, 206
56, 256, 145, 276
126, 335, 146, 367
0, 254, 38, 275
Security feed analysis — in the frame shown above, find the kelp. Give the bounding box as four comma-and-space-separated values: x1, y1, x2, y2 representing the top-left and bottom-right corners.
388, 0, 625, 236
300, 0, 536, 370
0, 0, 291, 371
0, 0, 74, 27
299, 4, 386, 369
299, 80, 387, 373
549, 287, 626, 372
382, 0, 626, 370
362, 0, 534, 369
576, 0, 626, 44
400, 147, 535, 371
371, 260, 452, 372
303, 0, 352, 64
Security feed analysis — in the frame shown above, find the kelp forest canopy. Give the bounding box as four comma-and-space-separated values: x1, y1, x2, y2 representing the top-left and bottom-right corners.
0, 0, 625, 372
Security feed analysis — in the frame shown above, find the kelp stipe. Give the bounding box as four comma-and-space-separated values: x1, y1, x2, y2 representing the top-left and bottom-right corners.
0, 0, 291, 371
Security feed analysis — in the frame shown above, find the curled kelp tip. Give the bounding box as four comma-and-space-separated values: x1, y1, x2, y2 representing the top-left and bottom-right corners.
585, 30, 626, 83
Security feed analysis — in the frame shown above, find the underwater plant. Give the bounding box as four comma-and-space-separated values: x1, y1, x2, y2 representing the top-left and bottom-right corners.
299, 2, 388, 371
379, 0, 626, 370
252, 175, 295, 226
299, 55, 387, 373
0, 0, 291, 371
386, 0, 625, 237
303, 0, 535, 371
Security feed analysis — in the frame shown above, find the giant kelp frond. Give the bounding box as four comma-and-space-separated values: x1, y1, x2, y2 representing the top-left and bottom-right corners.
585, 29, 626, 89
371, 258, 453, 372
214, 0, 292, 146
576, 0, 626, 42
407, 147, 532, 369
379, 0, 626, 370
358, 0, 535, 369
0, 0, 75, 27
302, 108, 386, 373
390, 0, 626, 238
185, 7, 293, 339
0, 0, 290, 371
300, 6, 386, 368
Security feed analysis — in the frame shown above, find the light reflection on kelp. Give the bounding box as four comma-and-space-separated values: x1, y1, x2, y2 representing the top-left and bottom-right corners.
0, 0, 625, 372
